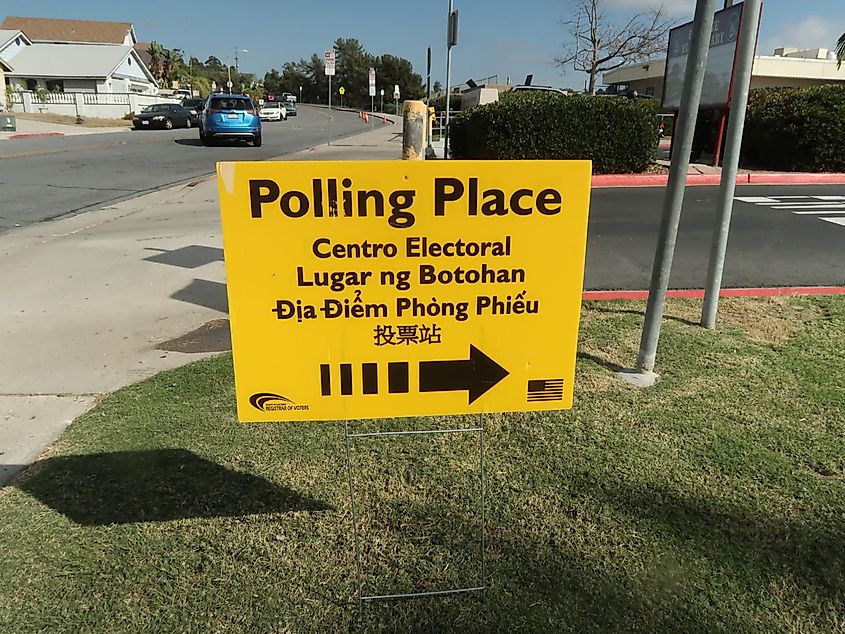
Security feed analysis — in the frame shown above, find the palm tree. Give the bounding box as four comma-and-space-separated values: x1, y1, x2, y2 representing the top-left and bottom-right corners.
148, 41, 164, 83
837, 32, 845, 69
161, 49, 176, 86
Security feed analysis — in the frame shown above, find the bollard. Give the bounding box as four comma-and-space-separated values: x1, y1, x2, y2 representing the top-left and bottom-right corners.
402, 100, 426, 160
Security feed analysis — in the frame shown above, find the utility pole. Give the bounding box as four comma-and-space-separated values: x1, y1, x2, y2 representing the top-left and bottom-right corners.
634, 0, 717, 376
701, 0, 761, 328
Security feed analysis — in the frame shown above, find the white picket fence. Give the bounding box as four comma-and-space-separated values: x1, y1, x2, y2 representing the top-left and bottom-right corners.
10, 91, 182, 119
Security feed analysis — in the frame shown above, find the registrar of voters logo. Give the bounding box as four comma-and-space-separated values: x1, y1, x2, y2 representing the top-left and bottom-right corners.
249, 392, 310, 413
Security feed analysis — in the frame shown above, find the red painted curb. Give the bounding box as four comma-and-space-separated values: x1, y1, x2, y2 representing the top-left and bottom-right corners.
8, 132, 65, 140
591, 172, 845, 188
747, 172, 845, 185
583, 286, 845, 301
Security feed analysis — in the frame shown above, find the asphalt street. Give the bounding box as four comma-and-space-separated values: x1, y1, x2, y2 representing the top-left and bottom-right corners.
586, 184, 845, 290
2, 118, 844, 289
0, 105, 375, 232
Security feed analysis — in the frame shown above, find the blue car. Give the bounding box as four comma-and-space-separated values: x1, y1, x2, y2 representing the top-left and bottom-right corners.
199, 93, 262, 147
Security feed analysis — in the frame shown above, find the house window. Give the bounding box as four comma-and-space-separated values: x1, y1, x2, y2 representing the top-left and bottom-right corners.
26, 79, 37, 91
645, 86, 655, 97
15, 37, 22, 46
46, 79, 64, 92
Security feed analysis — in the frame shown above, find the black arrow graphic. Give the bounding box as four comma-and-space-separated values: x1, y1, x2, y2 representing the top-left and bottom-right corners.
419, 345, 509, 404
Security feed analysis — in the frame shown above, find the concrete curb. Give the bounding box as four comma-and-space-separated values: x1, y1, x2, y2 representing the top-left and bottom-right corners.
583, 286, 845, 301
591, 172, 845, 188
6, 132, 65, 140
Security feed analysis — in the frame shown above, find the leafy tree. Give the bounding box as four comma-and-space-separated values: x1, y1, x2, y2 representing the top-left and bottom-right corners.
375, 53, 424, 103
554, 0, 674, 94
334, 38, 374, 108
263, 69, 285, 96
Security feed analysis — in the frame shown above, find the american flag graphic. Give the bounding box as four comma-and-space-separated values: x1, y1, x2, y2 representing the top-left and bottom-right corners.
527, 378, 564, 402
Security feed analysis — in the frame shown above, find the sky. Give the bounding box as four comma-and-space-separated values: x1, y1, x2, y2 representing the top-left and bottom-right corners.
5, 1, 845, 92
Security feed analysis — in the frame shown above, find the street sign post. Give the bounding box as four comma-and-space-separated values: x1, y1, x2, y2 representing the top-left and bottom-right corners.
325, 49, 335, 145
393, 84, 400, 116
369, 68, 376, 130
217, 160, 592, 423
339, 85, 345, 108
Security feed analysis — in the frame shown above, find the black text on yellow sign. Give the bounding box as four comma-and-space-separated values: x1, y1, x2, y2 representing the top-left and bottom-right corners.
217, 160, 591, 423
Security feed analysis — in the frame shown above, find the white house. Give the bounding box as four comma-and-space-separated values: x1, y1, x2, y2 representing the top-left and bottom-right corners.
0, 16, 157, 96
0, 57, 12, 109
5, 43, 157, 94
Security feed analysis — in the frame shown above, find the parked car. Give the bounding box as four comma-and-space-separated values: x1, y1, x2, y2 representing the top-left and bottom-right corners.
284, 101, 297, 116
259, 101, 287, 122
199, 93, 262, 147
133, 104, 193, 130
181, 98, 206, 124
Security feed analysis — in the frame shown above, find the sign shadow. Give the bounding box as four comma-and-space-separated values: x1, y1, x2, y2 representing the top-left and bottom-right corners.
171, 278, 229, 313
14, 448, 331, 525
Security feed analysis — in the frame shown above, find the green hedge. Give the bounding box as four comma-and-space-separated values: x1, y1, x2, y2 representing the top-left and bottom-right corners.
449, 92, 659, 173
742, 85, 845, 172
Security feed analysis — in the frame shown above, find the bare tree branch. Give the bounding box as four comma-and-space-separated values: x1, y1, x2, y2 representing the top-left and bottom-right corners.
554, 0, 676, 94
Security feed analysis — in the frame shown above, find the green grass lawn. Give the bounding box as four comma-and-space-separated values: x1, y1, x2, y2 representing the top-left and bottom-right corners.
1, 296, 844, 633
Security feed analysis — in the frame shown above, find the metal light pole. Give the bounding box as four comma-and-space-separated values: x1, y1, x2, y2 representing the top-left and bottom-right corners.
701, 0, 761, 328
299, 85, 302, 103
443, 0, 458, 159
380, 89, 384, 113
635, 0, 717, 374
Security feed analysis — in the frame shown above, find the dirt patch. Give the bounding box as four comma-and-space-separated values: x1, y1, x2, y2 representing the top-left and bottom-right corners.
13, 112, 132, 128
157, 319, 231, 353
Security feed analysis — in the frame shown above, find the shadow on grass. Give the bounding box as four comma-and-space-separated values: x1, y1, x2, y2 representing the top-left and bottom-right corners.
571, 476, 845, 602
577, 351, 625, 373
588, 304, 699, 327
16, 448, 331, 525
348, 478, 844, 632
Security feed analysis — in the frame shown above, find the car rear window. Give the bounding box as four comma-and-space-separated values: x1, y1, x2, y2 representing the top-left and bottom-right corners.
209, 97, 253, 110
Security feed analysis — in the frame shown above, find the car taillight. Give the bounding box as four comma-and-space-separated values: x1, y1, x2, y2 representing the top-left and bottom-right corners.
205, 108, 220, 115
246, 109, 257, 115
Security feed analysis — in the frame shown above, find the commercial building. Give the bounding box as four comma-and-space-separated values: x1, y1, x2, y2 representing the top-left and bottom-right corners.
602, 47, 845, 106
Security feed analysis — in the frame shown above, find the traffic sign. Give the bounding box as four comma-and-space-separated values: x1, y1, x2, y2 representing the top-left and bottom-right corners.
393, 84, 400, 100
369, 67, 376, 97
339, 86, 345, 96
217, 160, 591, 422
324, 49, 335, 76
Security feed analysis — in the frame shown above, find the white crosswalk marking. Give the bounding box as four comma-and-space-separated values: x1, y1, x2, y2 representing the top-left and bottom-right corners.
735, 194, 845, 228
821, 217, 845, 227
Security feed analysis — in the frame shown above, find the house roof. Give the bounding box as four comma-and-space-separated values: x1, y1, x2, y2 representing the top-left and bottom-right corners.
0, 28, 31, 54
6, 43, 151, 80
134, 42, 152, 67
0, 16, 135, 45
0, 58, 11, 72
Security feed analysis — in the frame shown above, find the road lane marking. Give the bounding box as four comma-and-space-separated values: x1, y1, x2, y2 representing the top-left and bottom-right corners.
735, 194, 845, 228
820, 217, 845, 227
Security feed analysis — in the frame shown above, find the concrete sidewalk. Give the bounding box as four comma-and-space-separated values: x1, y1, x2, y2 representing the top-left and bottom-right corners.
0, 123, 401, 484
0, 115, 130, 140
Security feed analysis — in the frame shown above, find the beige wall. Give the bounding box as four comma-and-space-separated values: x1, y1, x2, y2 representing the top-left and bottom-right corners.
0, 67, 6, 109
604, 54, 845, 108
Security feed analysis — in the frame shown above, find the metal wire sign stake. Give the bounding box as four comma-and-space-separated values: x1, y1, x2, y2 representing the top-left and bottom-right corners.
344, 422, 487, 601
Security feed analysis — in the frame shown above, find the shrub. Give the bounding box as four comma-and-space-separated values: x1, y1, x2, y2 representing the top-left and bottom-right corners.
449, 92, 659, 173
742, 85, 845, 172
